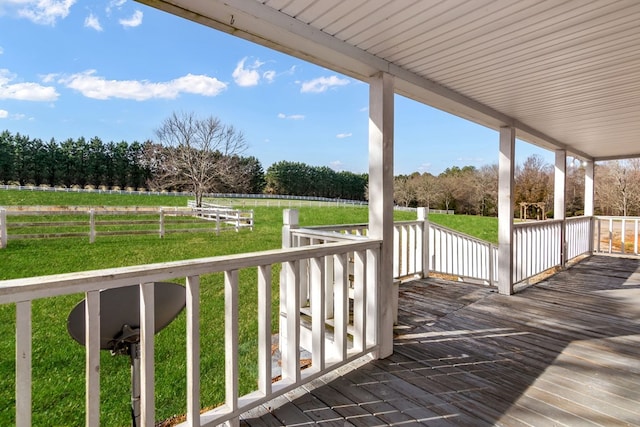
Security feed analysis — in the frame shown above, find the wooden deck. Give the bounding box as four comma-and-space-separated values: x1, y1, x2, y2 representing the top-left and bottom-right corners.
241, 255, 640, 426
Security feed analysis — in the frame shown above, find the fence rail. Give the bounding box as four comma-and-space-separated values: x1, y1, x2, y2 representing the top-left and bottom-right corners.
0, 206, 253, 248
0, 184, 368, 205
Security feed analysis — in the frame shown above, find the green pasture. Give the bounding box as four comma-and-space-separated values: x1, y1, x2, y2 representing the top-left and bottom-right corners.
0, 189, 496, 426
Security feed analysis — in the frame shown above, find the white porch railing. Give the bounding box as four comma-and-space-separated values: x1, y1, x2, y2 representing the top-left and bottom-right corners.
593, 216, 640, 256
1, 232, 380, 426
513, 216, 598, 284
428, 222, 498, 286
303, 209, 498, 286
513, 220, 563, 284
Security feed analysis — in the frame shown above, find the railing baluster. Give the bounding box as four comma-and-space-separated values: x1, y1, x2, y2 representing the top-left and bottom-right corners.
225, 270, 239, 418
282, 261, 300, 382
257, 266, 272, 395
16, 301, 32, 427
140, 282, 155, 427
186, 275, 201, 426
353, 250, 366, 352
310, 257, 325, 371
85, 290, 100, 427
334, 253, 348, 361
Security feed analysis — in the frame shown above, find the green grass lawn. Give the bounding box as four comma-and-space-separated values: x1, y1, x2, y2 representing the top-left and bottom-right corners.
0, 189, 497, 426
428, 213, 498, 244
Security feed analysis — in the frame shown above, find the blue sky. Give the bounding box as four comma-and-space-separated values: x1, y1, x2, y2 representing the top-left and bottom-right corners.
0, 0, 553, 175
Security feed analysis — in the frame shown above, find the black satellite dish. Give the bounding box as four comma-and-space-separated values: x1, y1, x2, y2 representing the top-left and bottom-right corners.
67, 282, 186, 427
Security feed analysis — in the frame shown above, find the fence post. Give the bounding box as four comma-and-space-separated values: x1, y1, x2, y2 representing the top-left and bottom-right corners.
89, 209, 95, 243
159, 208, 165, 238
0, 208, 7, 249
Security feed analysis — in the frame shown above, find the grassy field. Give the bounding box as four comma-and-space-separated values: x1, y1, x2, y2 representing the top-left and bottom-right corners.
0, 189, 497, 426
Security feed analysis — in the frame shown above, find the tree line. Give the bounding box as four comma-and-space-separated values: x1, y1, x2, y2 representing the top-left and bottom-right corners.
0, 122, 368, 203
393, 155, 640, 217
2, 108, 638, 215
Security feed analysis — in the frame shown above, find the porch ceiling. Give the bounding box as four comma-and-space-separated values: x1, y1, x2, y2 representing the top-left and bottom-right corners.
139, 0, 640, 162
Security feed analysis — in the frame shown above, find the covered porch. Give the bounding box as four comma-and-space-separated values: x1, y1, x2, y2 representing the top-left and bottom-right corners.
3, 0, 640, 425
241, 255, 640, 426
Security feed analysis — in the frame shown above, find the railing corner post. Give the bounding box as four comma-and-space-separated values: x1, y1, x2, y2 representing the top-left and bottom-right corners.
280, 209, 299, 369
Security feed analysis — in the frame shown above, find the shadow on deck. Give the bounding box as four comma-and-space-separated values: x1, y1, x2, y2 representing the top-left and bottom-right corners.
241, 255, 640, 426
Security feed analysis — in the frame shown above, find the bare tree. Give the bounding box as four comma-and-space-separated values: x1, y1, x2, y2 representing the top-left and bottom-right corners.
596, 159, 640, 216
414, 173, 441, 210
153, 112, 248, 206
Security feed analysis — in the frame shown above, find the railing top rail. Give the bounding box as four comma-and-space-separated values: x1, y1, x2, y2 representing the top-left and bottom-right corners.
595, 215, 640, 220
429, 222, 497, 248
304, 223, 368, 231
291, 227, 371, 242
0, 239, 381, 304
565, 215, 593, 222
513, 218, 565, 229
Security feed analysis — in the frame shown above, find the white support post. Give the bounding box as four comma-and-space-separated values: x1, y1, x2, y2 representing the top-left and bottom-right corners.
584, 160, 594, 216
498, 127, 515, 295
368, 71, 394, 358
584, 160, 595, 253
555, 150, 567, 266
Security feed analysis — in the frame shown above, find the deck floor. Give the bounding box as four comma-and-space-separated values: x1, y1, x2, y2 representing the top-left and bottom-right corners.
241, 255, 640, 426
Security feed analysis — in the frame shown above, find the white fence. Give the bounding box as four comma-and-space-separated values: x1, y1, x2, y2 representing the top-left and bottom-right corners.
0, 231, 381, 426
0, 206, 253, 248
0, 184, 368, 206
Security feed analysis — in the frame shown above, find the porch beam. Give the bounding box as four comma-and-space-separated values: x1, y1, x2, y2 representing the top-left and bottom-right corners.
368, 71, 394, 358
498, 127, 515, 295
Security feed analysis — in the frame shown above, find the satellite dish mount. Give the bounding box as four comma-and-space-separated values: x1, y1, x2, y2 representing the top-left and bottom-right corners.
67, 282, 186, 427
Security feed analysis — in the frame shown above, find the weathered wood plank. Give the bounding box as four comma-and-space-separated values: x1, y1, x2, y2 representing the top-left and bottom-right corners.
239, 256, 640, 426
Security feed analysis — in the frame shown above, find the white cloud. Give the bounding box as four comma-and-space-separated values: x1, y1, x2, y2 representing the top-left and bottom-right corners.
106, 0, 126, 15
11, 0, 76, 25
119, 9, 142, 27
0, 46, 3, 55
84, 13, 102, 31
329, 161, 344, 171
263, 70, 276, 83
336, 132, 352, 138
58, 70, 227, 100
301, 75, 349, 93
277, 113, 304, 120
0, 109, 8, 118
0, 69, 59, 101
232, 57, 265, 87
417, 163, 432, 173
